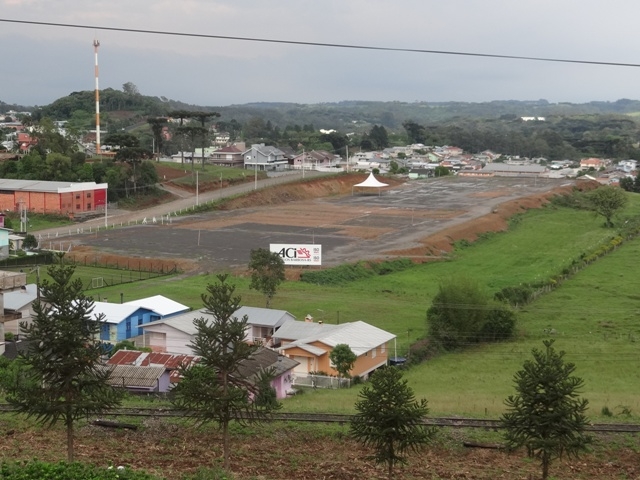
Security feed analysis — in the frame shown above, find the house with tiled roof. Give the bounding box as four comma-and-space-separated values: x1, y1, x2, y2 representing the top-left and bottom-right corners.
209, 144, 245, 168
275, 319, 396, 379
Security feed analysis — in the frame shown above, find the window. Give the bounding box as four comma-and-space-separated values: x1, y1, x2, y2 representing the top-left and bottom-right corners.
75, 194, 80, 199
87, 203, 91, 209
87, 192, 92, 198
76, 204, 81, 210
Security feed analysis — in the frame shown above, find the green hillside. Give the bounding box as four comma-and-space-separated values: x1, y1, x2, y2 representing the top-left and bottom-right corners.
89, 193, 640, 418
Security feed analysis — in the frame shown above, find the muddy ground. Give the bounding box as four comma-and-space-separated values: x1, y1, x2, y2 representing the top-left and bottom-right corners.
0, 419, 637, 480
65, 175, 593, 275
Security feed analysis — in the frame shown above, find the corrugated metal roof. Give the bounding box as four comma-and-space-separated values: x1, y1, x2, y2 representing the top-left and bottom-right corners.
482, 164, 546, 173
280, 343, 327, 356
234, 306, 296, 327
142, 308, 213, 335
236, 347, 298, 381
0, 179, 106, 193
108, 350, 197, 370
104, 365, 165, 388
276, 320, 396, 356
3, 283, 37, 310
124, 295, 189, 317
274, 319, 340, 341
90, 302, 147, 324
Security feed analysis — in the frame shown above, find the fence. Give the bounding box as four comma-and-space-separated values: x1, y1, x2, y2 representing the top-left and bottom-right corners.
292, 372, 350, 389
0, 255, 178, 292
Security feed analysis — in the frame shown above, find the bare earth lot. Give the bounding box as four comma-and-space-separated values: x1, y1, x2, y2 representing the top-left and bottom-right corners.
66, 175, 579, 274
0, 419, 637, 480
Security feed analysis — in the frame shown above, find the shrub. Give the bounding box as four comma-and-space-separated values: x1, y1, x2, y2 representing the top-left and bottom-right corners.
479, 307, 517, 342
428, 276, 517, 350
182, 466, 235, 480
0, 461, 159, 480
300, 259, 413, 286
494, 284, 534, 306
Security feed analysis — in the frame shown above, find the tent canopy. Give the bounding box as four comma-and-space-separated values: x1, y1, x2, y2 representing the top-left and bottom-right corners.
352, 173, 389, 196
354, 173, 389, 188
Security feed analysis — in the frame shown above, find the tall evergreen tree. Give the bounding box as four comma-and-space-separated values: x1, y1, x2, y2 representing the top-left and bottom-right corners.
171, 274, 280, 470
3, 258, 123, 461
351, 368, 435, 480
501, 340, 591, 480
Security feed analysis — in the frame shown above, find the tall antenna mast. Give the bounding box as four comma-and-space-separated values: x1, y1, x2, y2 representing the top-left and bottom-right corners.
93, 39, 101, 155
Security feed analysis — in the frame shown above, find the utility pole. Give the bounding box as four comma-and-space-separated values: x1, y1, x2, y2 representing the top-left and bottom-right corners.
93, 39, 101, 156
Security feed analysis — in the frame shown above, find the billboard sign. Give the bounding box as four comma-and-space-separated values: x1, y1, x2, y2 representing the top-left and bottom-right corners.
270, 244, 322, 266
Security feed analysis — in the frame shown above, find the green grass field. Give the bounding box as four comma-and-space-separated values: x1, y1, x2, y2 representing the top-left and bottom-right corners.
87, 193, 640, 419
9, 264, 173, 294
158, 162, 267, 187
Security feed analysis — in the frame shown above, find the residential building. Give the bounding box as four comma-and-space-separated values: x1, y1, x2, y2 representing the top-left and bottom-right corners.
291, 150, 337, 170
275, 319, 396, 379
209, 144, 245, 168
140, 306, 295, 353
243, 143, 289, 171
2, 283, 38, 335
92, 295, 189, 344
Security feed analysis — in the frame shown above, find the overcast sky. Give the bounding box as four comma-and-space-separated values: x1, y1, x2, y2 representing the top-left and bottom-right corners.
3, 0, 640, 108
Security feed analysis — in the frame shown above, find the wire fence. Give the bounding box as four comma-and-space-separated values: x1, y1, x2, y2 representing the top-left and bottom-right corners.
292, 373, 351, 389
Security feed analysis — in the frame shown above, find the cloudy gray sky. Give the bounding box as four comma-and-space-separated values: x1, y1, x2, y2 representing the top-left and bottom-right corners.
3, 0, 640, 107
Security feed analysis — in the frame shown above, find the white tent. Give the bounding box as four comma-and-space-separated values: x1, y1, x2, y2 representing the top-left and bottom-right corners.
352, 173, 389, 196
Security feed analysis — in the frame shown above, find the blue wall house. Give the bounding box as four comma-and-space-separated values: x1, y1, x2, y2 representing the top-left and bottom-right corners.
92, 295, 189, 344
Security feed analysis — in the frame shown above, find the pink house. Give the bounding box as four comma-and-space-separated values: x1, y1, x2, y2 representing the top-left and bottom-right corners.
108, 347, 298, 399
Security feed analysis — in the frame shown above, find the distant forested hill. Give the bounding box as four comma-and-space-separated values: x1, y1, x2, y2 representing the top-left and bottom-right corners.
7, 93, 640, 132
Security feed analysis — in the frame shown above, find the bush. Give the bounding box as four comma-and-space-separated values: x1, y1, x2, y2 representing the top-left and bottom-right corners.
182, 467, 235, 480
428, 276, 516, 350
494, 284, 534, 306
479, 307, 517, 342
300, 259, 413, 286
0, 461, 159, 480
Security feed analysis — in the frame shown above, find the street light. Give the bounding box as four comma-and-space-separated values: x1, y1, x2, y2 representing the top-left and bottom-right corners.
254, 155, 257, 190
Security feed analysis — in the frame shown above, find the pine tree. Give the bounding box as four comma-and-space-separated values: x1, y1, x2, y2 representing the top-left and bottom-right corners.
351, 368, 435, 480
4, 260, 123, 461
171, 274, 280, 469
501, 340, 591, 480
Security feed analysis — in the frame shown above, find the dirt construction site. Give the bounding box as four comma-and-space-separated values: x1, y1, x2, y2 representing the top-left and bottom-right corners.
60, 173, 589, 275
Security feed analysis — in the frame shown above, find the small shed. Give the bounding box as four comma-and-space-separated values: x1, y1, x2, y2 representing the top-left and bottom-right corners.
104, 364, 170, 393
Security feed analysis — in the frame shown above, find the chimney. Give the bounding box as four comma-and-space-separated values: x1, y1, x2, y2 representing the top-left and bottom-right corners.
304, 314, 314, 323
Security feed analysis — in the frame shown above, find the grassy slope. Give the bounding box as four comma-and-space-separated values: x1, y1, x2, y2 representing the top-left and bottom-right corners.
91, 194, 640, 418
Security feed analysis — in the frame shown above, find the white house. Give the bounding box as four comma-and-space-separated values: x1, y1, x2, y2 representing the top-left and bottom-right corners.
141, 306, 296, 354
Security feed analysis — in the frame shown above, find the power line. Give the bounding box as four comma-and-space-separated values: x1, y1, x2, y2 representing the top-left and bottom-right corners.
2, 17, 640, 69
